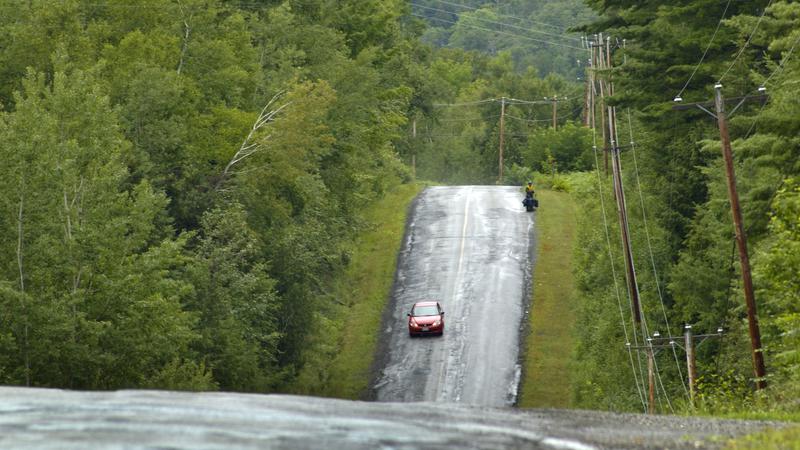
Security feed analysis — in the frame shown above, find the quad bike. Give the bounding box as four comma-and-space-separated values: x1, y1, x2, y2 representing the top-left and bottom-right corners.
522, 192, 538, 212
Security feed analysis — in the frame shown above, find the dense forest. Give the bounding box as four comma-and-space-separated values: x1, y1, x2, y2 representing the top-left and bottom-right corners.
0, 0, 420, 391
0, 0, 797, 418
571, 0, 800, 414
0, 0, 584, 392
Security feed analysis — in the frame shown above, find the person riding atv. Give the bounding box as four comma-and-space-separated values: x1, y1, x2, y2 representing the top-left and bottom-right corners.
525, 181, 535, 199
522, 181, 538, 212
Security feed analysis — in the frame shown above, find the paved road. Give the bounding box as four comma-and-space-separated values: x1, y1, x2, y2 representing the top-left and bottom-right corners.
372, 186, 535, 406
0, 387, 783, 449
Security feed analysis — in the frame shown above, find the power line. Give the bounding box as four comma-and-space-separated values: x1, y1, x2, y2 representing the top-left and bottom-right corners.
591, 128, 648, 413
437, 115, 497, 122
762, 30, 800, 87
505, 97, 551, 105
718, 0, 773, 83
411, 2, 581, 42
432, 98, 499, 107
433, 96, 568, 107
673, 0, 733, 101
625, 108, 691, 402
413, 14, 584, 51
429, 0, 570, 33
504, 114, 552, 123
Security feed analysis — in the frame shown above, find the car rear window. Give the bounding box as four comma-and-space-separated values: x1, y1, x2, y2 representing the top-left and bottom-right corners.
412, 305, 439, 316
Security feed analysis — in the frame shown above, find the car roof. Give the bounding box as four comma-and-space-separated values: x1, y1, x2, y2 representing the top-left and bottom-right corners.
413, 301, 439, 307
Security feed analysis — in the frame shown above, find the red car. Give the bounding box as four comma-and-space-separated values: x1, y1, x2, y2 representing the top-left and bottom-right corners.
407, 301, 445, 337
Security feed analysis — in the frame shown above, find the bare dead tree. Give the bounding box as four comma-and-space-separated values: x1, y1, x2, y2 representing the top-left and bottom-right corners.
62, 177, 85, 293
176, 0, 191, 75
16, 184, 30, 386
215, 91, 291, 191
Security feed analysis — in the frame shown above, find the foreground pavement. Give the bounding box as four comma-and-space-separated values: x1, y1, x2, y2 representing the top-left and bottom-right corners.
0, 387, 783, 449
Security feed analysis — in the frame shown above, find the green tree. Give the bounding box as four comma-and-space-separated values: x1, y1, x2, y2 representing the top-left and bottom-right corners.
0, 69, 198, 389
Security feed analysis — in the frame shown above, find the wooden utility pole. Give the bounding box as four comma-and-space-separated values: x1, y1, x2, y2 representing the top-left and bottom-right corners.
544, 95, 566, 131
684, 325, 697, 403
713, 84, 767, 389
647, 345, 656, 413
411, 118, 417, 178
584, 58, 591, 127
672, 85, 768, 390
498, 97, 506, 182
594, 35, 609, 176
598, 35, 652, 413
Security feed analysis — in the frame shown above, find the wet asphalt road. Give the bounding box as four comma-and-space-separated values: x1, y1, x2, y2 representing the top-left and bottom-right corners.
372, 186, 535, 406
0, 387, 782, 449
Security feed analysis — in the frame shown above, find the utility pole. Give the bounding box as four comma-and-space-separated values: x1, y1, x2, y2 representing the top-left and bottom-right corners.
636, 325, 723, 408
714, 84, 767, 390
544, 95, 567, 131
598, 35, 652, 413
684, 325, 697, 403
592, 34, 609, 176
411, 118, 417, 178
583, 58, 591, 127
672, 85, 768, 390
498, 97, 506, 182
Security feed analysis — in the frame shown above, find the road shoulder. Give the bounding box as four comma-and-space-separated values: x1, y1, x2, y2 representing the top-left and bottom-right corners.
518, 189, 578, 408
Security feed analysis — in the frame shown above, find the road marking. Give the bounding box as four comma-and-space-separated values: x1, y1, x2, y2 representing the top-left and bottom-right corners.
436, 188, 471, 401
542, 437, 597, 450
457, 192, 470, 277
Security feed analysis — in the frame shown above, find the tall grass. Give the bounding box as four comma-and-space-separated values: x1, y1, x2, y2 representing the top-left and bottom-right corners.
518, 189, 578, 408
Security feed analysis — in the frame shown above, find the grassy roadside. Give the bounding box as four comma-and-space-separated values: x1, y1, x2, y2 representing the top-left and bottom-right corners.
726, 428, 800, 449
518, 189, 578, 409
290, 182, 423, 399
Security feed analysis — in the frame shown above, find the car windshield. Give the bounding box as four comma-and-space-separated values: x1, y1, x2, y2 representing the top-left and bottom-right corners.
412, 305, 439, 316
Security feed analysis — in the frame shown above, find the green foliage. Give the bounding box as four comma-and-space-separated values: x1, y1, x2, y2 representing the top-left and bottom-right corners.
755, 179, 800, 404
415, 0, 596, 78
571, 0, 800, 415
0, 0, 424, 392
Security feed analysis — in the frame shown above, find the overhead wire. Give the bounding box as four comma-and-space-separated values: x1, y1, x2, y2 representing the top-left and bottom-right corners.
412, 14, 585, 51
608, 109, 651, 410
429, 0, 570, 33
741, 24, 800, 146
625, 109, 691, 400
411, 2, 581, 42
433, 98, 499, 107
591, 111, 648, 413
589, 58, 647, 410
674, 0, 733, 100
612, 108, 676, 413
762, 29, 800, 87
717, 0, 773, 83
613, 123, 675, 414
504, 114, 552, 123
437, 116, 497, 122
609, 107, 675, 413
